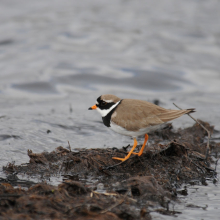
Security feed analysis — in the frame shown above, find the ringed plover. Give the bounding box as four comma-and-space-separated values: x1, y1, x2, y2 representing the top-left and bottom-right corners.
89, 94, 195, 162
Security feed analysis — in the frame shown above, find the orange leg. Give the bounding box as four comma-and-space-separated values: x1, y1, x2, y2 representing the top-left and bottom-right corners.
112, 138, 138, 162
132, 134, 149, 156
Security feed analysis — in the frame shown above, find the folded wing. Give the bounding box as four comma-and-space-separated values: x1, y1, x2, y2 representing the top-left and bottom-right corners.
111, 99, 195, 131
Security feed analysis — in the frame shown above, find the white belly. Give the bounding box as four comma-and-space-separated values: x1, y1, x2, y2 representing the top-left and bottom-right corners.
110, 121, 164, 138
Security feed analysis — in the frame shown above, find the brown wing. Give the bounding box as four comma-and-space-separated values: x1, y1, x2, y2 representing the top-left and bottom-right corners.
112, 99, 194, 131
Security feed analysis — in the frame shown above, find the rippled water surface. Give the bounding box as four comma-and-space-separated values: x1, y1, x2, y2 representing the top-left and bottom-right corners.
0, 0, 220, 219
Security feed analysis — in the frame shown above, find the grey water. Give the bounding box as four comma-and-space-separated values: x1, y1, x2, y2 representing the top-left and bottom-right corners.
0, 0, 220, 219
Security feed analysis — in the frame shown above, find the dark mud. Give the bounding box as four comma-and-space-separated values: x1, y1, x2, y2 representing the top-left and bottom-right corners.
1, 120, 219, 220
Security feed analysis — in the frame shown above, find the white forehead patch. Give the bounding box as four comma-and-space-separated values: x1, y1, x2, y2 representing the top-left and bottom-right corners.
96, 101, 99, 104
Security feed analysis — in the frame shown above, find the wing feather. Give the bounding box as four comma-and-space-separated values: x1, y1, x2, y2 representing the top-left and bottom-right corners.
111, 99, 194, 131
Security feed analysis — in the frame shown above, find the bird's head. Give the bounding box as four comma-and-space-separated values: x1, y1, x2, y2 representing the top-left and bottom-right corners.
88, 94, 121, 117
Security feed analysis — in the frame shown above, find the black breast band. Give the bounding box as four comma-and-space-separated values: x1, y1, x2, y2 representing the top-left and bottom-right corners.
102, 100, 122, 127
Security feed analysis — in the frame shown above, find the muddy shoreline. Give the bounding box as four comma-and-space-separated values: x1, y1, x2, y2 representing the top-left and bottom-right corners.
0, 120, 219, 219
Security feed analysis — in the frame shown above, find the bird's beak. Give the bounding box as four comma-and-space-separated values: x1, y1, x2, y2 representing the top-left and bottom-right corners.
88, 105, 97, 110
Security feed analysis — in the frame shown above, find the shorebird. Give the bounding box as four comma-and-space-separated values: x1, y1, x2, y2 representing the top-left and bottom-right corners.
89, 94, 195, 162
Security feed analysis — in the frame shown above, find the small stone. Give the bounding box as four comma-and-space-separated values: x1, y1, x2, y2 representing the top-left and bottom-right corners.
97, 183, 104, 191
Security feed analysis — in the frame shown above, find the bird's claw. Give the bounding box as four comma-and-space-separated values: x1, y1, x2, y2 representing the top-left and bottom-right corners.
112, 157, 128, 162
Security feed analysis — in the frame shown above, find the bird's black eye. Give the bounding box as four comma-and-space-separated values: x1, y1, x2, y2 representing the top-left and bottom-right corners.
101, 101, 107, 106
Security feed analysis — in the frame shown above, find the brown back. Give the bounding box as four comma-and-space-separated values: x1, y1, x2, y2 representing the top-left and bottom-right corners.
112, 99, 193, 131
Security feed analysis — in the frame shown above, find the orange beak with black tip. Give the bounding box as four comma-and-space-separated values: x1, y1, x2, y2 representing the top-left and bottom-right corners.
88, 105, 97, 110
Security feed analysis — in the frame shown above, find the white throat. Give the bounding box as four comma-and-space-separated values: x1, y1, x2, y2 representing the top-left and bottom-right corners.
96, 100, 121, 117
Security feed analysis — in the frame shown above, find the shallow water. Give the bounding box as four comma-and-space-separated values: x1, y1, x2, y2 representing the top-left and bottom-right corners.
151, 179, 220, 220
0, 0, 220, 219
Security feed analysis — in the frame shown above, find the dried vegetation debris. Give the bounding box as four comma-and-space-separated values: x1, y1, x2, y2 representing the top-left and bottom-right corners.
1, 120, 219, 219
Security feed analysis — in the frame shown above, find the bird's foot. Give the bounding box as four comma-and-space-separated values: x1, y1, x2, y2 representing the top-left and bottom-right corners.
112, 156, 128, 162
131, 152, 143, 156
131, 152, 140, 156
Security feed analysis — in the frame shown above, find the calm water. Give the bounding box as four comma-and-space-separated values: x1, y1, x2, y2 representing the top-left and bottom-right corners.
0, 0, 220, 219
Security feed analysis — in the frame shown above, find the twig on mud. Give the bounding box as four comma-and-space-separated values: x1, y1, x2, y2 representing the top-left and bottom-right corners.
214, 157, 220, 173
212, 157, 219, 181
68, 141, 71, 152
173, 103, 210, 160
122, 144, 131, 151
100, 160, 125, 170
58, 162, 64, 173
101, 198, 125, 213
99, 168, 112, 176
100, 191, 129, 214
190, 160, 205, 174
91, 191, 118, 197
91, 191, 137, 203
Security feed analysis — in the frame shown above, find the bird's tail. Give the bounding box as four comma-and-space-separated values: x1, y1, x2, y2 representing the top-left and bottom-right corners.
185, 108, 196, 114
159, 108, 196, 122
